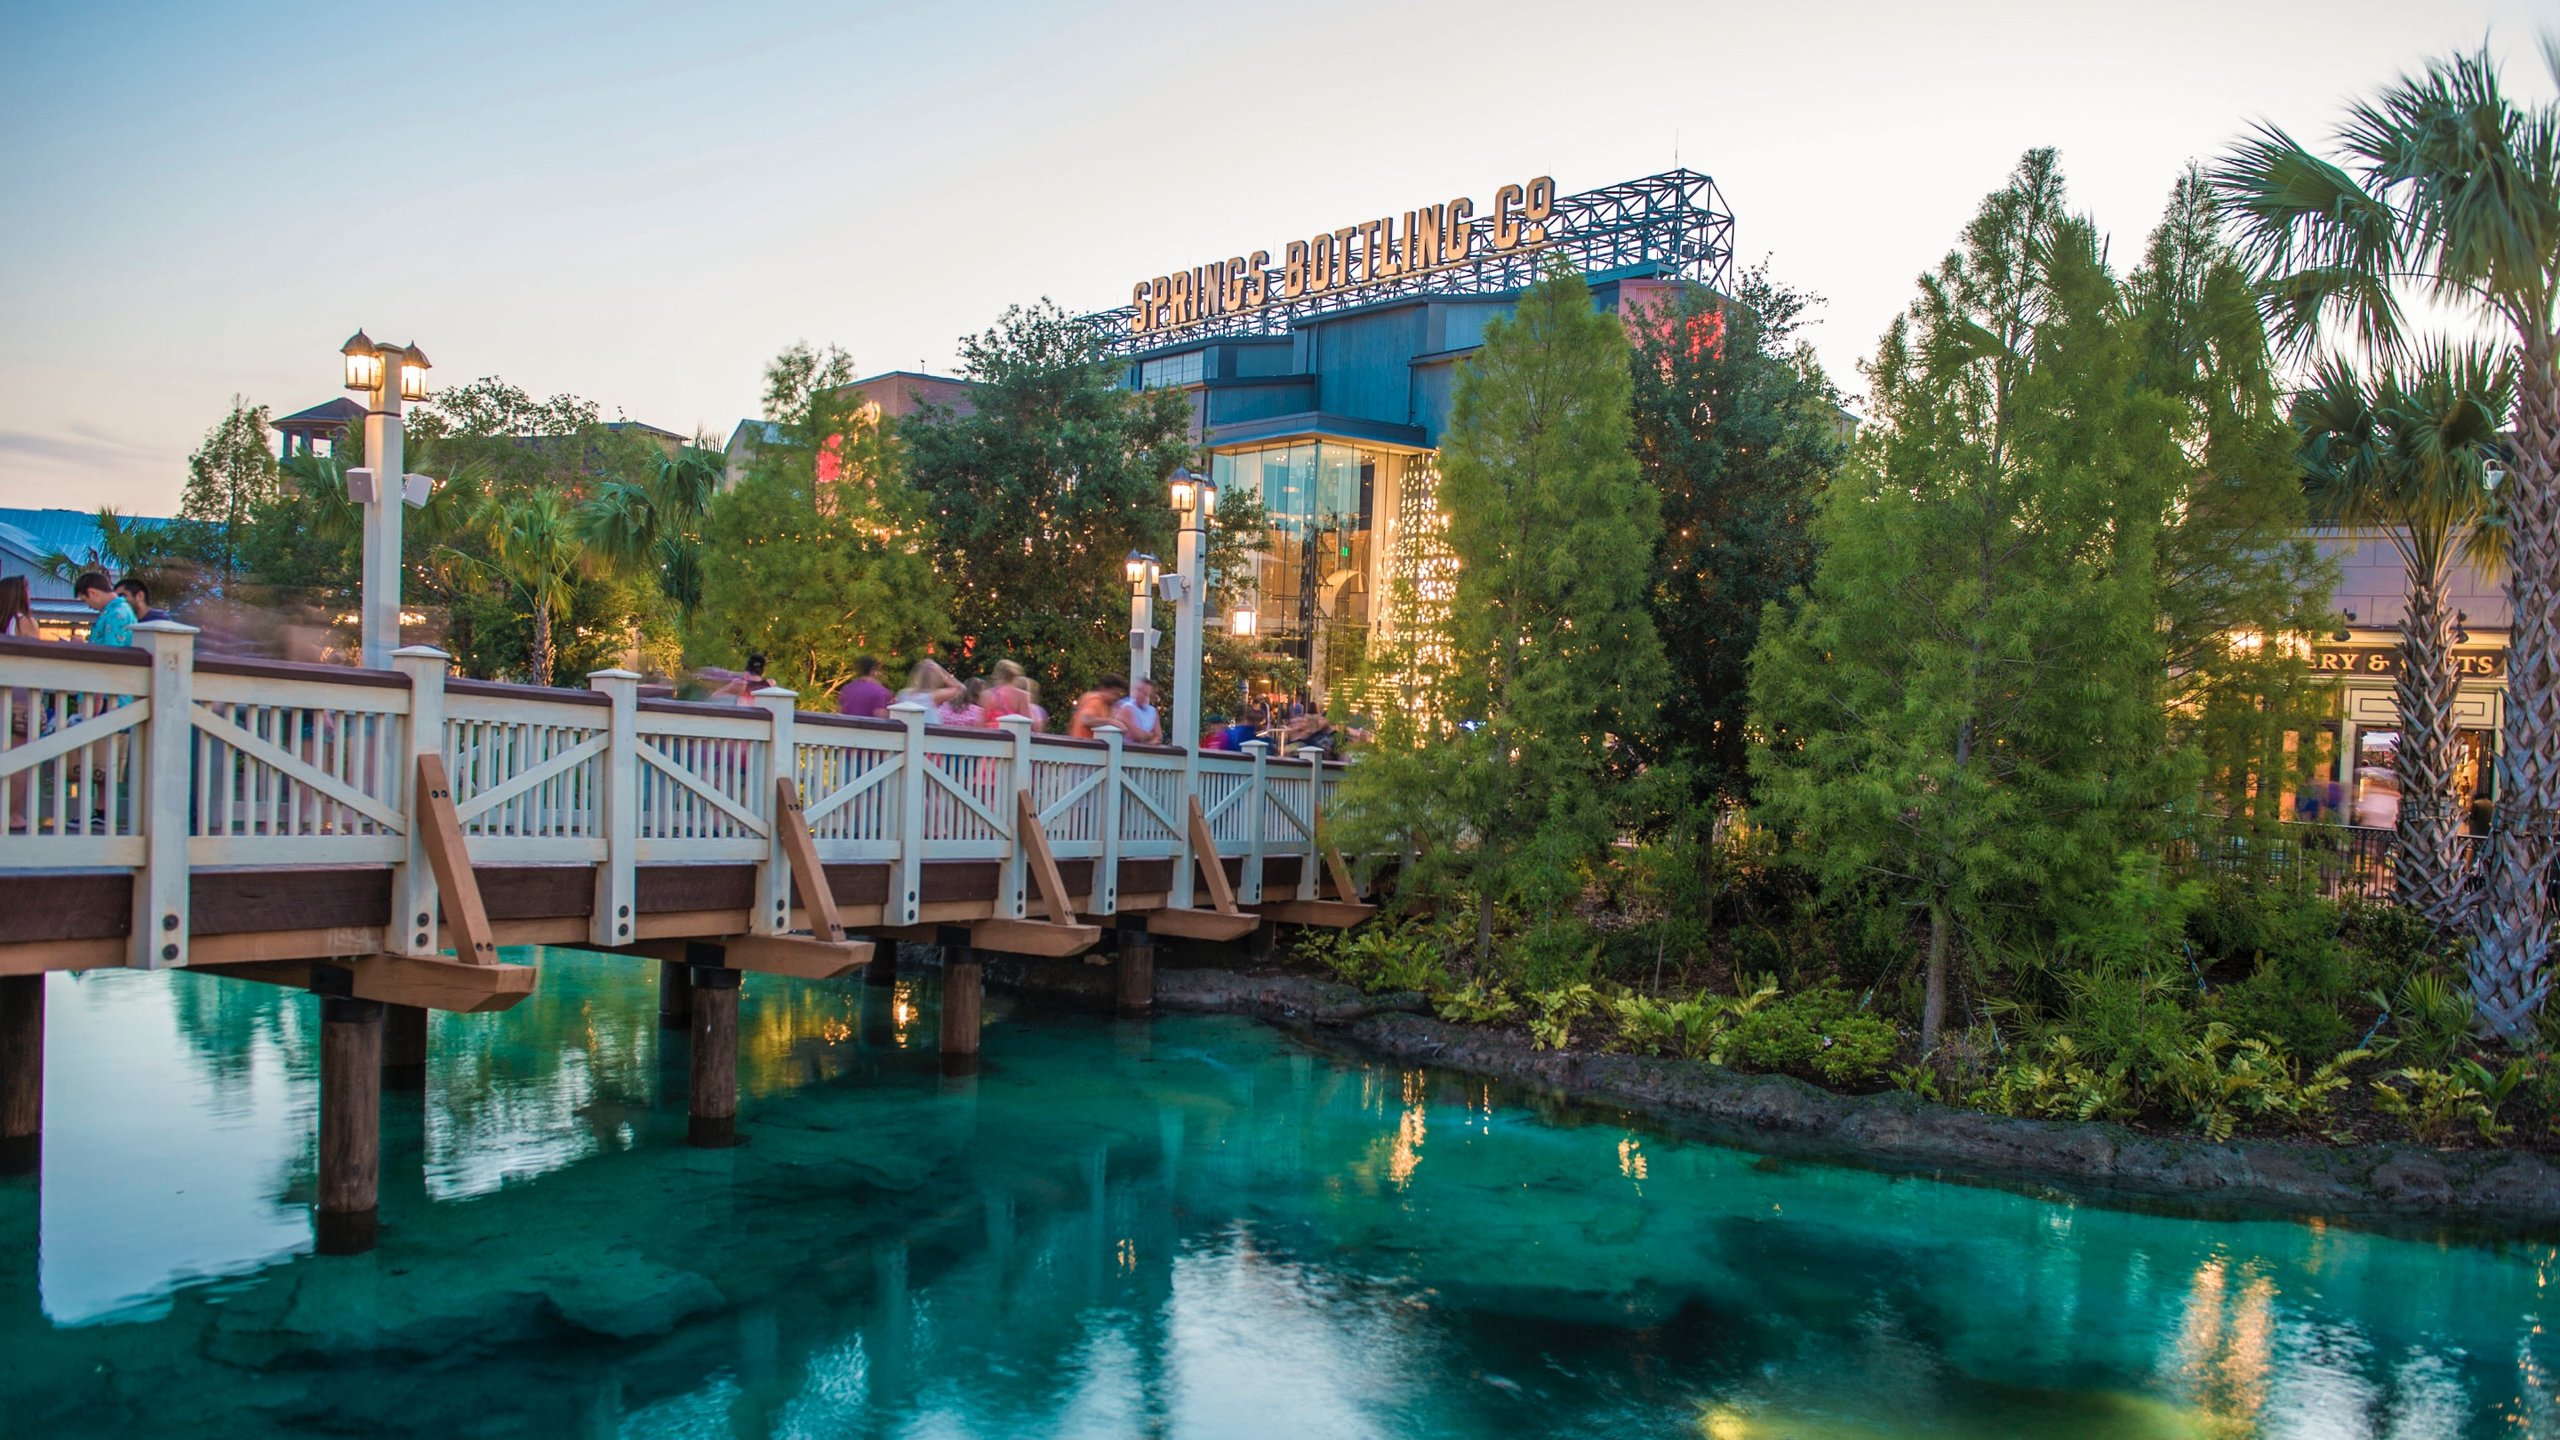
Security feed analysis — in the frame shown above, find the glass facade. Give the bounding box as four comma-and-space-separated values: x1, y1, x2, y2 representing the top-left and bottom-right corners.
1138, 351, 1205, 390
1211, 441, 1393, 693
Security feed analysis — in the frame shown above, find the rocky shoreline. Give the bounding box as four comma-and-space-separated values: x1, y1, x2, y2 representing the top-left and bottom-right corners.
965, 950, 2560, 1230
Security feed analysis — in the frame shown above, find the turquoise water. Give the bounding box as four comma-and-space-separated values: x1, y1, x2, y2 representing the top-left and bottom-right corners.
0, 949, 2553, 1438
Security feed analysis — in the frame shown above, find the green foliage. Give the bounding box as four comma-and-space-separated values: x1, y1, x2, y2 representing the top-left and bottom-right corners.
1525, 983, 1602, 1052
1723, 985, 1898, 1086
2132, 171, 2336, 827
2157, 1027, 2369, 1141
1300, 914, 1460, 996
2367, 970, 2476, 1068
902, 303, 1192, 700
687, 345, 952, 698
1334, 263, 1669, 960
2196, 889, 2360, 1059
1626, 265, 1848, 809
1434, 982, 1520, 1026
180, 396, 282, 582
1962, 1036, 2134, 1124
2372, 1062, 2521, 1144
1748, 151, 2190, 1050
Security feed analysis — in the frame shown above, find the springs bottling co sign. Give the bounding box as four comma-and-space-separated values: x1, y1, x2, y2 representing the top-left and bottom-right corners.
1128, 176, 1558, 339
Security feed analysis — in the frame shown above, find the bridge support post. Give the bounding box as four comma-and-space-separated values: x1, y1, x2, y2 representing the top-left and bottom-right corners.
1116, 916, 1154, 1016
687, 943, 740, 1148
659, 959, 693, 1029
381, 1003, 428, 1091
1247, 918, 1276, 966
937, 926, 982, 1077
318, 996, 383, 1255
0, 975, 40, 1176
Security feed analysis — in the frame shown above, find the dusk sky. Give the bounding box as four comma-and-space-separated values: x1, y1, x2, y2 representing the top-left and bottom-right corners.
2, 0, 2550, 514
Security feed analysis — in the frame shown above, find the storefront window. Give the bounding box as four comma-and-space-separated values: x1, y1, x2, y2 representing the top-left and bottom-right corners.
1211, 440, 1387, 693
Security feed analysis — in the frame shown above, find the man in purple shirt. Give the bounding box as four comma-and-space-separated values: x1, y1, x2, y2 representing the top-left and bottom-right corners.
836, 655, 892, 719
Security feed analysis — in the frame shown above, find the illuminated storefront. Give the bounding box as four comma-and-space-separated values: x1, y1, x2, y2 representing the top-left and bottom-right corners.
1087, 169, 1738, 703
2306, 529, 2510, 831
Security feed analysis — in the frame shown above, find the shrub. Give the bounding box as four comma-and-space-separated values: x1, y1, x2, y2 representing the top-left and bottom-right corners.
1724, 986, 1897, 1086
2371, 1061, 2523, 1145
1525, 983, 1602, 1051
2368, 970, 2474, 1068
1504, 915, 1604, 991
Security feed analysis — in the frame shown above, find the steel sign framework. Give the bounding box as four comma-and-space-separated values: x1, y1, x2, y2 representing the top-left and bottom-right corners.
1085, 169, 1736, 356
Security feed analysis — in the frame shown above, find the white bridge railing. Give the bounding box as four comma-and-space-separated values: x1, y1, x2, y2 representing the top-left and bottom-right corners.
0, 624, 1344, 969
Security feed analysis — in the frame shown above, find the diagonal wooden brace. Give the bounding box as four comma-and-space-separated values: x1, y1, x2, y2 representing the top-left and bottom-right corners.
1188, 796, 1239, 915
1017, 788, 1077, 924
776, 777, 844, 942
415, 753, 497, 965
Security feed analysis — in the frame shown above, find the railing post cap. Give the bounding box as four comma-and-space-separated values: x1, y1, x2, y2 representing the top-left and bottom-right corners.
390, 643, 450, 660
586, 667, 643, 682
132, 619, 200, 636
752, 684, 798, 700
887, 700, 930, 715
996, 713, 1033, 730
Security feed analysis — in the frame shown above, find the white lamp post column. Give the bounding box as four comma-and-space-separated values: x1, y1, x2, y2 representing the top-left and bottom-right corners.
1169, 470, 1215, 753
343, 331, 431, 670
1125, 551, 1159, 691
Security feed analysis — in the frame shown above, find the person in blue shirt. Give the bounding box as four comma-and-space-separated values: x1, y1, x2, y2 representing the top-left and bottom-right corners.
75, 572, 135, 647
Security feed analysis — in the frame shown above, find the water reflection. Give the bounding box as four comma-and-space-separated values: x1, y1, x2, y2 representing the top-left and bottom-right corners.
0, 950, 2553, 1437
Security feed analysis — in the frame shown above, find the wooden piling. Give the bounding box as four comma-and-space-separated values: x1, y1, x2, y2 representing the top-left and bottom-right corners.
864, 942, 900, 987
1247, 918, 1276, 966
0, 975, 40, 1177
381, 1002, 428, 1091
937, 926, 982, 1076
687, 945, 741, 1148
317, 996, 383, 1254
1116, 917, 1154, 1016
659, 958, 693, 1029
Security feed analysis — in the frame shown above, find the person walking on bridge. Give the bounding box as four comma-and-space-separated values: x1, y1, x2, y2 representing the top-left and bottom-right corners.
1069, 675, 1126, 740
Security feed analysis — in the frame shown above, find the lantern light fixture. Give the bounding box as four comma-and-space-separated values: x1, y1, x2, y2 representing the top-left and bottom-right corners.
1169, 468, 1200, 515
397, 342, 431, 402
342, 330, 383, 393
1125, 550, 1160, 588
1230, 606, 1258, 638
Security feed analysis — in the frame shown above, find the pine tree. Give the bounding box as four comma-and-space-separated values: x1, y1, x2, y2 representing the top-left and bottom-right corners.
2128, 169, 2336, 840
180, 397, 281, 583
1748, 152, 2184, 1052
1338, 262, 1668, 962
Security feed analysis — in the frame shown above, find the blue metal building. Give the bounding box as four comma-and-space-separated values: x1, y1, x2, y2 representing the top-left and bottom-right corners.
1084, 169, 1736, 692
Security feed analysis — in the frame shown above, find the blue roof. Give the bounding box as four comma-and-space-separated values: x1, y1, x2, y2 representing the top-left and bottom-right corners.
0, 507, 185, 567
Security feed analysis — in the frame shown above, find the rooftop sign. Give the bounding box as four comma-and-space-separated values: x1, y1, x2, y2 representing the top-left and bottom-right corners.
1129, 177, 1558, 339
1086, 170, 1738, 358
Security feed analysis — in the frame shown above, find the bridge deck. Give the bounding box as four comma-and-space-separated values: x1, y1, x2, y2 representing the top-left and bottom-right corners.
0, 626, 1368, 996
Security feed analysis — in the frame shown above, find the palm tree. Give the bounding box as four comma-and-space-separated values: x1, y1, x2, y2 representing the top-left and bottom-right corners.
2216, 44, 2560, 1043
485, 491, 584, 686
2295, 348, 2511, 930
578, 443, 720, 619
37, 507, 187, 583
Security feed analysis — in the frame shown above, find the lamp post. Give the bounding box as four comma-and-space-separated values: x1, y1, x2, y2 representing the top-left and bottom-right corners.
342, 331, 431, 669
1125, 550, 1160, 690
1168, 468, 1216, 752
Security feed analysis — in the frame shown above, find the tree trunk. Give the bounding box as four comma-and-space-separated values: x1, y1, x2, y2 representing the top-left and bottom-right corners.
2394, 576, 2467, 929
1921, 897, 1950, 1055
532, 606, 554, 689
2472, 330, 2560, 1044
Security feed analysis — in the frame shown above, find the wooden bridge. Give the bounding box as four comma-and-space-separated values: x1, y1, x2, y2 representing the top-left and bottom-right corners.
0, 623, 1372, 1250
